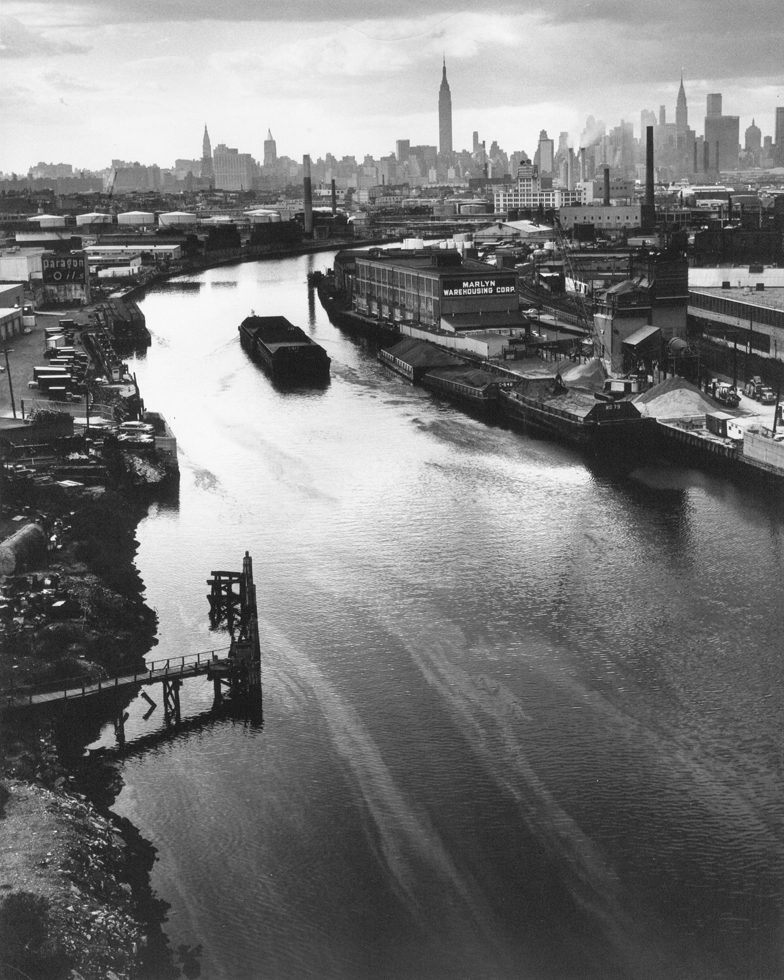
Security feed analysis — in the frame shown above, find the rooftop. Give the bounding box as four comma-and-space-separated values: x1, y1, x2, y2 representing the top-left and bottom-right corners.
691, 286, 784, 313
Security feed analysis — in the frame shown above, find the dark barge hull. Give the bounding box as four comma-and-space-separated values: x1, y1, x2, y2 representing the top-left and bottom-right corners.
316, 280, 398, 343
499, 388, 653, 461
239, 315, 330, 383
653, 421, 784, 488
420, 371, 500, 421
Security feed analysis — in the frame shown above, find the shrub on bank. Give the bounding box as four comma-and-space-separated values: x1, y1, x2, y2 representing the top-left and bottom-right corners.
0, 891, 72, 980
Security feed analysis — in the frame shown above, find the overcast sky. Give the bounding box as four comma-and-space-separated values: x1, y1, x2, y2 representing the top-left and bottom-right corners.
1, 0, 782, 174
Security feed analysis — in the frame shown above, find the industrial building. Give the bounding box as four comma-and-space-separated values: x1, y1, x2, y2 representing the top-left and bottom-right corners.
338, 248, 519, 332
493, 164, 585, 214
688, 268, 784, 374
558, 205, 644, 232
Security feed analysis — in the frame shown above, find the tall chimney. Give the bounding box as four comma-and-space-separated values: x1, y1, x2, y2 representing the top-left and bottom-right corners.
303, 154, 313, 236
331, 179, 336, 216
641, 125, 655, 232
603, 166, 611, 206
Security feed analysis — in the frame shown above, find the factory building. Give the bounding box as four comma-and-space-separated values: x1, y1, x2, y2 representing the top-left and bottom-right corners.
335, 248, 520, 334
688, 268, 784, 377
494, 164, 584, 214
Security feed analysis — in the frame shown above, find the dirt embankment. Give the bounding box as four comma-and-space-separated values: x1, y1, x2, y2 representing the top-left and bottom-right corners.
0, 777, 173, 980
0, 480, 193, 979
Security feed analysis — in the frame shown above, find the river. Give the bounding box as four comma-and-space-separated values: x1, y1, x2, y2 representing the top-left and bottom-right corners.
103, 251, 782, 979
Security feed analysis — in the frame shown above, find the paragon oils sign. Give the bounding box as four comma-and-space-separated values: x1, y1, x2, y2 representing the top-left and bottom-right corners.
42, 252, 88, 284
442, 277, 516, 297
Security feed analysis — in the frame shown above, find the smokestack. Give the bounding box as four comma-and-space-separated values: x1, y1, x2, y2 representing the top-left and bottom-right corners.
603, 166, 610, 206
640, 125, 656, 233
331, 179, 336, 216
645, 126, 654, 208
303, 154, 313, 236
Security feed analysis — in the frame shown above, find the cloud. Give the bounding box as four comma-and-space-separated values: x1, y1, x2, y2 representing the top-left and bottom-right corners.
43, 70, 92, 91
21, 0, 483, 27
0, 16, 88, 56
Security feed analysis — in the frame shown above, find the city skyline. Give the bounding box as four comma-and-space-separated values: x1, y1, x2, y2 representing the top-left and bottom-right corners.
1, 0, 782, 173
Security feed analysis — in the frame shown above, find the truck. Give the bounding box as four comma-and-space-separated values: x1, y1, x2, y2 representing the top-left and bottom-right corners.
712, 384, 740, 408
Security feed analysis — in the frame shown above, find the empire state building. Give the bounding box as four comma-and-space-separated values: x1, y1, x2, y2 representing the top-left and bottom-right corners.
438, 59, 453, 157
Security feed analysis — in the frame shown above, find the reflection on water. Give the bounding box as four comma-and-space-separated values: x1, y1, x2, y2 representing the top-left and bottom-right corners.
109, 252, 784, 980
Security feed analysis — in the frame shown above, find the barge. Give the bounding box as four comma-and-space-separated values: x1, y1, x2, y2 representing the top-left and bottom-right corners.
498, 374, 651, 460
421, 366, 501, 420
239, 315, 330, 383
654, 415, 784, 486
378, 338, 500, 418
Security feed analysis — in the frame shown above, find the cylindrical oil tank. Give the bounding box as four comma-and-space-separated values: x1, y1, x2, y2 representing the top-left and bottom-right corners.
158, 211, 196, 227
76, 212, 113, 226
117, 211, 155, 226
28, 214, 67, 228
245, 209, 281, 224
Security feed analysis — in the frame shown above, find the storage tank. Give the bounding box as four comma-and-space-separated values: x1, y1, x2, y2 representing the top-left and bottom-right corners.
158, 211, 196, 227
245, 208, 282, 224
28, 214, 67, 228
118, 211, 155, 226
76, 212, 113, 226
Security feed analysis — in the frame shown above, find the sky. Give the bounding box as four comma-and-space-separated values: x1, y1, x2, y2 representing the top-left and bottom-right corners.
1, 0, 782, 175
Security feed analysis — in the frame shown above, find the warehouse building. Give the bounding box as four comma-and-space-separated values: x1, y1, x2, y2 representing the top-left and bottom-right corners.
338, 248, 520, 332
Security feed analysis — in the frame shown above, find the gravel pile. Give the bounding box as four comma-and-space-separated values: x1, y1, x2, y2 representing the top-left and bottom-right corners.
634, 377, 717, 419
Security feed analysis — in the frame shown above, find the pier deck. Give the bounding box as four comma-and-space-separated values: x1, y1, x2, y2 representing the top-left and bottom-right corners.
2, 648, 231, 709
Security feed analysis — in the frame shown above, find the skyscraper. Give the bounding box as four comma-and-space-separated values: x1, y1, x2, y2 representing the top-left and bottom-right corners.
706, 93, 722, 118
776, 107, 784, 163
263, 130, 277, 168
438, 59, 452, 157
676, 74, 688, 132
704, 107, 739, 173
201, 124, 214, 181
534, 130, 554, 175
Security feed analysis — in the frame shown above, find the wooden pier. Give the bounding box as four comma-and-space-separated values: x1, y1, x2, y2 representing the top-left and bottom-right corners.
1, 552, 263, 749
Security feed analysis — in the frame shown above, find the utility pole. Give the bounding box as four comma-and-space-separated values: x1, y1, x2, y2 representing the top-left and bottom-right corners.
2, 347, 17, 419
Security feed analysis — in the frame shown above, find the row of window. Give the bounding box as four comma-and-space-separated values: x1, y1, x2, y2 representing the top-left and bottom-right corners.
690, 291, 784, 329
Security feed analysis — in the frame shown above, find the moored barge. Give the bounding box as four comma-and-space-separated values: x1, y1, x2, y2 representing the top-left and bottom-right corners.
239, 315, 330, 383
499, 375, 651, 460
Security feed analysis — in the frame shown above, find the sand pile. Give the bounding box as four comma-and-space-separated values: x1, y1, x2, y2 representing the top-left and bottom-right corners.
559, 357, 607, 390
634, 377, 717, 418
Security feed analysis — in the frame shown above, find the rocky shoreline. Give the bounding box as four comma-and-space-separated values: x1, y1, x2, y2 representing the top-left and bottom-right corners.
0, 480, 187, 977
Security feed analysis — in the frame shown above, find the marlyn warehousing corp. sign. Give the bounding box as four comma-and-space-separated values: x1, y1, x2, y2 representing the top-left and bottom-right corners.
442, 277, 516, 298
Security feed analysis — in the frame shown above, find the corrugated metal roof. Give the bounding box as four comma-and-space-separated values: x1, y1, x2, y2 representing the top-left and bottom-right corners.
622, 324, 661, 347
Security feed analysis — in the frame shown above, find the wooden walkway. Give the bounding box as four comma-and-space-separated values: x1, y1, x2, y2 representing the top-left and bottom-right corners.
2, 648, 231, 709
